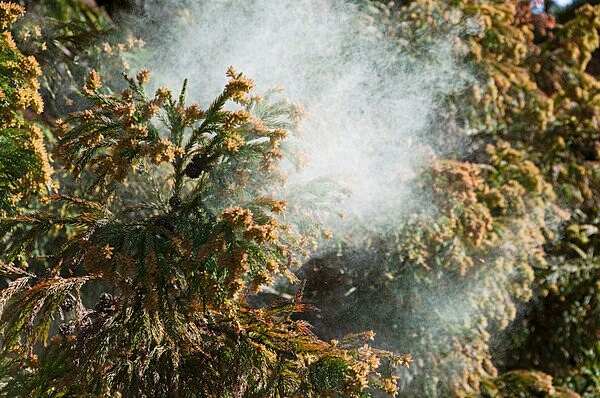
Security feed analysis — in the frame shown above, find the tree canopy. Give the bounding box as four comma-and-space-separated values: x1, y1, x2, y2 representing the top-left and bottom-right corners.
2, 0, 600, 397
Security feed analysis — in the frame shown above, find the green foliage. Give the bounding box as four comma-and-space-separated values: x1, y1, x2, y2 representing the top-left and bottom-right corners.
3, 0, 600, 396
13, 0, 139, 118
477, 370, 579, 398
302, 145, 555, 396
0, 60, 409, 396
300, 1, 600, 397
0, 2, 52, 215
557, 342, 600, 398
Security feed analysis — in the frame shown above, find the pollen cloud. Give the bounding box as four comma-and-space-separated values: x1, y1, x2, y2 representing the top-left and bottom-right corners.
134, 0, 470, 238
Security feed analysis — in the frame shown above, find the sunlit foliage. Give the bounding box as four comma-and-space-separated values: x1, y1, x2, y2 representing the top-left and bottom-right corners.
302, 1, 600, 397
0, 2, 52, 215
0, 26, 409, 394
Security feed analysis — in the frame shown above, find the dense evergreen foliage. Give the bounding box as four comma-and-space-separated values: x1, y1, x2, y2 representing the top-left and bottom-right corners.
2, 0, 600, 397
302, 1, 600, 397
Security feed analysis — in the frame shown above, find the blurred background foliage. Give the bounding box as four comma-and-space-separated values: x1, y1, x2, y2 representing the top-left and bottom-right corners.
298, 0, 600, 397
2, 0, 600, 397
